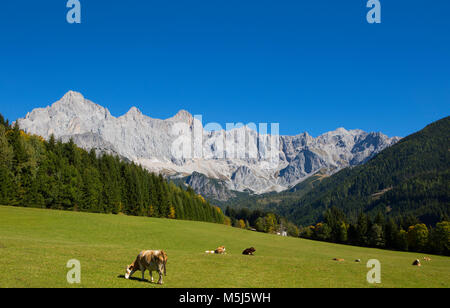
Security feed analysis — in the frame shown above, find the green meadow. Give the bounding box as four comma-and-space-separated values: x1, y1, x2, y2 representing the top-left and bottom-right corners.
0, 205, 448, 288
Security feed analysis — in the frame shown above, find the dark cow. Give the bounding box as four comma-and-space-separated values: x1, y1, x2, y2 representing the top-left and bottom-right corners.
242, 247, 256, 255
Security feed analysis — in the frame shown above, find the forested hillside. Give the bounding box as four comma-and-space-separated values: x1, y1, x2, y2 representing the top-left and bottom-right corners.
0, 114, 225, 224
219, 171, 327, 211
279, 116, 450, 227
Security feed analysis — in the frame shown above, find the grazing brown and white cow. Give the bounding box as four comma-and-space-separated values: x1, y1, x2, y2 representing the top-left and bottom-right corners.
125, 250, 168, 284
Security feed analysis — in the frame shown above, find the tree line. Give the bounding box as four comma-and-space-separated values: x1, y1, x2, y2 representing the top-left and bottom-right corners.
0, 114, 225, 224
299, 207, 449, 256
225, 206, 300, 237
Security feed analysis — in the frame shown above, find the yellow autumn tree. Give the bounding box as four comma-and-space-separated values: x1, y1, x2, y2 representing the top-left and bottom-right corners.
239, 219, 246, 229
197, 194, 206, 203
264, 213, 278, 233
168, 206, 176, 219
223, 217, 231, 226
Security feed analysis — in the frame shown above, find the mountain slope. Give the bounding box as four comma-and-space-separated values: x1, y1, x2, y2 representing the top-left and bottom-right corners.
279, 116, 450, 226
16, 91, 400, 197
172, 171, 246, 202
215, 169, 328, 211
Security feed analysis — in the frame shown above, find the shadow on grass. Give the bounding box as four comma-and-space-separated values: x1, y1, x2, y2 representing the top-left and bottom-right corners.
116, 275, 154, 284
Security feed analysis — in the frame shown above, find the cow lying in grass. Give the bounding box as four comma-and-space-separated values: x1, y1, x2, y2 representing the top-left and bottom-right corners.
205, 246, 226, 254
125, 250, 168, 284
242, 247, 256, 255
412, 259, 421, 266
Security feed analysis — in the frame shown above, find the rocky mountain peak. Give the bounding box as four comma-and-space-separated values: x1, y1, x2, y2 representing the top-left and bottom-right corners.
123, 106, 143, 118
16, 91, 401, 197
169, 109, 193, 123
62, 90, 84, 100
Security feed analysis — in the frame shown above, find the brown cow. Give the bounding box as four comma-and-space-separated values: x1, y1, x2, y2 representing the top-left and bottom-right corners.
125, 250, 168, 284
205, 246, 226, 254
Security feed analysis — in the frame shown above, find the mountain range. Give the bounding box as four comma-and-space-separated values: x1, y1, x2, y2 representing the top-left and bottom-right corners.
17, 91, 401, 199
276, 116, 450, 226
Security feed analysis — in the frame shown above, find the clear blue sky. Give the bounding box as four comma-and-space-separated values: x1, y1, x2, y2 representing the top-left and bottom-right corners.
0, 1, 448, 137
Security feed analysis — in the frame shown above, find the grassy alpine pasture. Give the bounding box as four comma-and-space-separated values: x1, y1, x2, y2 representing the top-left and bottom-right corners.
0, 206, 448, 288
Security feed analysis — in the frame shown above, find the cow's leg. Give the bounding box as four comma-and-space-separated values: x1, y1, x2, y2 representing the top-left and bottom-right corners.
150, 271, 154, 283
157, 266, 164, 284
141, 268, 146, 281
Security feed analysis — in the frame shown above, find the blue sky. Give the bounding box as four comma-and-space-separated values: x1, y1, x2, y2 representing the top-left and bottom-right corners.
0, 1, 448, 137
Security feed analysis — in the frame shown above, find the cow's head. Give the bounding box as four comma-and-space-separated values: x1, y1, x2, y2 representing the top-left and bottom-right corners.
125, 263, 136, 279
159, 250, 168, 276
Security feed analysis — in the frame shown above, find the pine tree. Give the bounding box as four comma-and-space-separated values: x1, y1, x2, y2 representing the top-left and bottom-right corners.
368, 224, 385, 247
429, 221, 450, 255
356, 213, 369, 246
0, 125, 13, 204
407, 224, 429, 252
